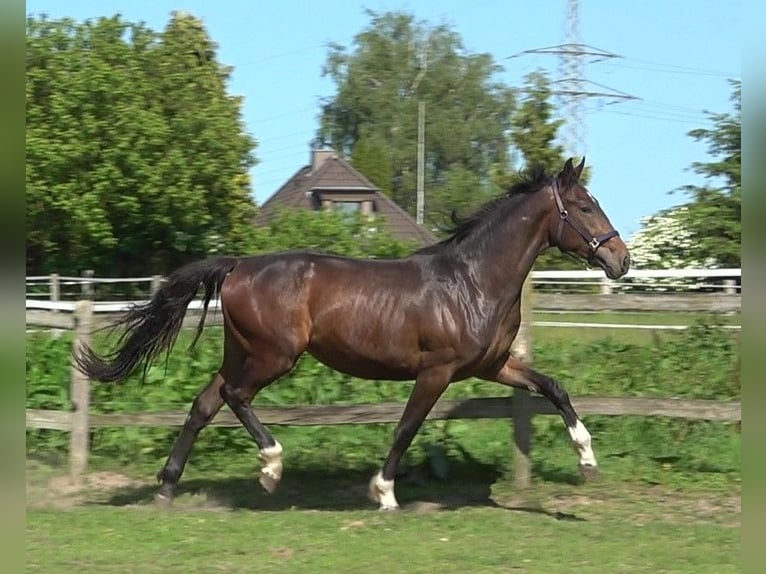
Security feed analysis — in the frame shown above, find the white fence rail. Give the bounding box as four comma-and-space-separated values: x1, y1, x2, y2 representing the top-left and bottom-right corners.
25, 268, 741, 333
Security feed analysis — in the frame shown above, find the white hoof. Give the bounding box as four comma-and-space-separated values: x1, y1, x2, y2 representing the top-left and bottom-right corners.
368, 471, 399, 511
568, 420, 598, 468
259, 441, 283, 492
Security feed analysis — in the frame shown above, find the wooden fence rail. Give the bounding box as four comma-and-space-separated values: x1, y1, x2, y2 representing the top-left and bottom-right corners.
25, 397, 741, 430
25, 286, 741, 488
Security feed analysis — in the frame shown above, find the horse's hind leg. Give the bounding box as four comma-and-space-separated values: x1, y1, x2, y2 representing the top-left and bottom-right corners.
219, 346, 298, 494
155, 372, 227, 504
155, 326, 247, 504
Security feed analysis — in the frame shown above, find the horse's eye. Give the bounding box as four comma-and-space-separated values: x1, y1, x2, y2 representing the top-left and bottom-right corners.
579, 205, 593, 214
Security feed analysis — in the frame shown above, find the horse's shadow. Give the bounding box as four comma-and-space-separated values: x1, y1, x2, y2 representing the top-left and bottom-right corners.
95, 456, 585, 521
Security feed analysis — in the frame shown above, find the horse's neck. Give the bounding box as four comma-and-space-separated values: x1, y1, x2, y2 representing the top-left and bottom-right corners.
467, 194, 552, 304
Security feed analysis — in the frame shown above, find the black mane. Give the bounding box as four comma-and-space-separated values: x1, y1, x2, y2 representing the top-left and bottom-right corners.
414, 166, 552, 255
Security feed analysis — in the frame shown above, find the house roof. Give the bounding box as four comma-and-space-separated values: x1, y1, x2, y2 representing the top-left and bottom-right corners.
256, 150, 437, 247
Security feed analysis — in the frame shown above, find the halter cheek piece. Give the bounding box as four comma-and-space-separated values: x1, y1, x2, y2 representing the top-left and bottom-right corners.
550, 178, 619, 258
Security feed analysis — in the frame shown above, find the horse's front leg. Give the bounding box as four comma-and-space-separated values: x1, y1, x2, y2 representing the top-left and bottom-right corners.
369, 365, 452, 510
482, 356, 598, 479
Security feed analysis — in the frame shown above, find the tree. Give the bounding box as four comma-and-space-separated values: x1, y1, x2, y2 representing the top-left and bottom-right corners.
627, 206, 718, 268
26, 12, 259, 276
349, 132, 393, 193
317, 10, 515, 226
676, 79, 741, 267
508, 71, 568, 179
627, 80, 741, 270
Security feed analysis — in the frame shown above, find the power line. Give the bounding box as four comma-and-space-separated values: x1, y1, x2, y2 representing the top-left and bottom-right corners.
256, 128, 317, 145
617, 57, 739, 78
250, 105, 318, 124
586, 107, 703, 126
254, 141, 314, 157
234, 44, 326, 67
509, 0, 638, 157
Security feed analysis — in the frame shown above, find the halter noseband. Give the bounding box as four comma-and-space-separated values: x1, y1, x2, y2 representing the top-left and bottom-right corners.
550, 178, 619, 256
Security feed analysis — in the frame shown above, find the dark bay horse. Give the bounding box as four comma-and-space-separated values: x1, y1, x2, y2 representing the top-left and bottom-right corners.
76, 158, 630, 510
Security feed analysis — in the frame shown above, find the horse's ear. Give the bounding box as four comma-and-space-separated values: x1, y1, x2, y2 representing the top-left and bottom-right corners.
574, 157, 585, 181
559, 157, 576, 186
558, 157, 585, 187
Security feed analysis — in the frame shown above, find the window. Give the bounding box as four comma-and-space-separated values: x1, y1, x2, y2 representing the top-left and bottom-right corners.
333, 201, 361, 215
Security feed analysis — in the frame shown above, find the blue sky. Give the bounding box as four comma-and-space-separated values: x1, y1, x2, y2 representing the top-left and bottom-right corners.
26, 0, 742, 239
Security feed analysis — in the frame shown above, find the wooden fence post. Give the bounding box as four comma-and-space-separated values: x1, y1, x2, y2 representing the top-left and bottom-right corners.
49, 273, 60, 303
81, 269, 94, 300
510, 276, 534, 489
70, 300, 92, 485
150, 275, 163, 296
50, 273, 61, 339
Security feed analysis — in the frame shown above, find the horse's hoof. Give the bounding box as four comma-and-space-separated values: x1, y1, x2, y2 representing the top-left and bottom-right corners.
368, 478, 380, 504
378, 504, 400, 512
259, 473, 279, 494
154, 491, 174, 508
579, 463, 599, 481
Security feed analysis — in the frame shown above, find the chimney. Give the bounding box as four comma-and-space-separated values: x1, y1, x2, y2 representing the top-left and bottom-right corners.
311, 148, 336, 172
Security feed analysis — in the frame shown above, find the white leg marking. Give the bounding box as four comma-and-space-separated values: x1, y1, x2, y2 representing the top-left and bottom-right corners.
259, 440, 283, 482
368, 471, 399, 511
568, 420, 597, 467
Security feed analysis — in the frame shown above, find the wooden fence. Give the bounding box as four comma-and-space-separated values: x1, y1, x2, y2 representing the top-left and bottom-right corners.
25, 278, 741, 488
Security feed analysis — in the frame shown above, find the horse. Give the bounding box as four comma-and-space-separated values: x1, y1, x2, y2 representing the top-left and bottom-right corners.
75, 157, 630, 510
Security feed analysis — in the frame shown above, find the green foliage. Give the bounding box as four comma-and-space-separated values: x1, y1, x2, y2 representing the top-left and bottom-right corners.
350, 132, 393, 194
26, 13, 259, 276
507, 71, 568, 179
626, 207, 727, 293
254, 208, 418, 258
26, 320, 740, 482
685, 80, 741, 199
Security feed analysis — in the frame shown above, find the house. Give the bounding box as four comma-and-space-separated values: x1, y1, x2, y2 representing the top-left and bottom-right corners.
256, 148, 437, 247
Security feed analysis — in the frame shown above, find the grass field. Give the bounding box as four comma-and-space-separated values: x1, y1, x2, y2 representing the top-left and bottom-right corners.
26, 458, 740, 574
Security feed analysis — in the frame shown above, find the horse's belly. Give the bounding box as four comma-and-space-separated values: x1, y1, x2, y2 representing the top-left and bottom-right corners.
306, 341, 417, 381
306, 303, 421, 380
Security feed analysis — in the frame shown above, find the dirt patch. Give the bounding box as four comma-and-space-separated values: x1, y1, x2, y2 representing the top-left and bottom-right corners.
46, 471, 138, 496
274, 547, 294, 560
339, 519, 367, 530
694, 495, 741, 515
27, 460, 148, 510
491, 482, 740, 527
406, 501, 446, 513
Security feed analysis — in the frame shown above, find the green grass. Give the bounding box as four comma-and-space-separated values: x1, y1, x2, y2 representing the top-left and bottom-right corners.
26, 461, 740, 574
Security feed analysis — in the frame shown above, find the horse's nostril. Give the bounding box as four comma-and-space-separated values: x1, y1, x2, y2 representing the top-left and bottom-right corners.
622, 255, 631, 271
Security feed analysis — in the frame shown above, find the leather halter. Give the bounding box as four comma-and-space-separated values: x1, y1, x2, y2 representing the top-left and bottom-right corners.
550, 178, 619, 256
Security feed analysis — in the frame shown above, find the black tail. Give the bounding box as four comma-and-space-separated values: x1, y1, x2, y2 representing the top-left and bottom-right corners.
74, 256, 239, 383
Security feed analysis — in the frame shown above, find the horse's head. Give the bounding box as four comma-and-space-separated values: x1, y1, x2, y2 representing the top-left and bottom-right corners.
548, 158, 630, 280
